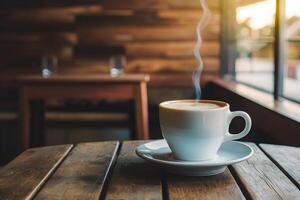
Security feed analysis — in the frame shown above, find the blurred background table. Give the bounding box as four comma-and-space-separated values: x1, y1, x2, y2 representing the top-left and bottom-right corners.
0, 140, 299, 199
17, 74, 150, 151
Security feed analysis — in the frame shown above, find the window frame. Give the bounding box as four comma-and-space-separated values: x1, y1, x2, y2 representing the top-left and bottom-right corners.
221, 0, 299, 103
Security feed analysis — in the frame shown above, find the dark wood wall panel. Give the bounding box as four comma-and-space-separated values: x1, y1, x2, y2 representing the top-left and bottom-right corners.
74, 5, 220, 74
0, 0, 221, 77
97, 0, 220, 10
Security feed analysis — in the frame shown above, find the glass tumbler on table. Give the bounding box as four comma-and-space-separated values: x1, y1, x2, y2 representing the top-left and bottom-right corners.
109, 55, 126, 77
41, 55, 58, 78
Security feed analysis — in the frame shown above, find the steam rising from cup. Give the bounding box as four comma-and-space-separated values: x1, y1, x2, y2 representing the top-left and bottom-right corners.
193, 0, 211, 99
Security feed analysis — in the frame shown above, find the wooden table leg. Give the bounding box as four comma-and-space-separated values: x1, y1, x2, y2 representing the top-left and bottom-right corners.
134, 82, 149, 139
31, 100, 45, 147
19, 87, 30, 152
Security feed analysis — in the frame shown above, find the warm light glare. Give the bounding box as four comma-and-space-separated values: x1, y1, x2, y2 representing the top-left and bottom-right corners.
237, 0, 300, 29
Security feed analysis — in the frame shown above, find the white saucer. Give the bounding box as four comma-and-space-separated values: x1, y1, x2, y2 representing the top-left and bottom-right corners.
136, 140, 253, 176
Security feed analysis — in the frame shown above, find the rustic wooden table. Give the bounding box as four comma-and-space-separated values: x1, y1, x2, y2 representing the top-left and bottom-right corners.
0, 141, 299, 199
17, 74, 150, 151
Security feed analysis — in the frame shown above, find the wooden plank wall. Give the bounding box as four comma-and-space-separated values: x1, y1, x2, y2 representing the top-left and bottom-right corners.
0, 0, 221, 78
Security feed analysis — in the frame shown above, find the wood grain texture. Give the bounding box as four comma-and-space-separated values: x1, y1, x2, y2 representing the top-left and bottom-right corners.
75, 41, 219, 58
126, 58, 220, 73
0, 33, 76, 66
158, 10, 220, 23
97, 0, 220, 10
259, 144, 300, 188
134, 82, 149, 139
0, 1, 101, 9
17, 74, 150, 83
105, 141, 162, 200
0, 0, 221, 79
78, 25, 219, 44
0, 43, 73, 60
231, 143, 300, 200
66, 57, 220, 74
1, 5, 101, 24
0, 33, 77, 45
125, 41, 220, 58
35, 142, 119, 200
76, 10, 220, 26
0, 145, 73, 200
167, 169, 245, 200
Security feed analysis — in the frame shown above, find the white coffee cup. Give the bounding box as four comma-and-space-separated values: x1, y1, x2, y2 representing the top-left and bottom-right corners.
159, 100, 252, 161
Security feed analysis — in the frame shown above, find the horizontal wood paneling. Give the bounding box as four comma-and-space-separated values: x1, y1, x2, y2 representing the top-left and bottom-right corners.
76, 10, 220, 26
75, 42, 219, 58
0, 0, 221, 79
0, 33, 77, 44
125, 41, 220, 58
126, 58, 220, 73
0, 1, 101, 9
78, 25, 219, 44
74, 3, 220, 75
97, 0, 220, 10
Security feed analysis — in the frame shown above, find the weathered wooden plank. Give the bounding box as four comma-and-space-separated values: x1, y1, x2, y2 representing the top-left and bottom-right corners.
60, 57, 220, 74
0, 33, 77, 45
0, 6, 100, 32
75, 41, 219, 58
105, 141, 162, 199
167, 169, 245, 200
60, 59, 109, 74
98, 0, 220, 10
230, 143, 300, 200
0, 0, 219, 10
2, 5, 101, 19
126, 58, 220, 73
148, 73, 216, 88
125, 41, 220, 58
34, 142, 119, 200
259, 144, 300, 188
76, 10, 220, 26
0, 145, 73, 200
78, 25, 219, 44
0, 56, 219, 75
158, 9, 220, 23
74, 45, 125, 58
0, 22, 75, 32
0, 45, 73, 64
76, 12, 175, 26
0, 33, 76, 63
0, 1, 101, 9
0, 43, 73, 55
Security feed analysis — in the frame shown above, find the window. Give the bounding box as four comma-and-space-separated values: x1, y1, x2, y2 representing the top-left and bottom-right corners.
235, 0, 275, 93
284, 0, 300, 102
225, 0, 300, 103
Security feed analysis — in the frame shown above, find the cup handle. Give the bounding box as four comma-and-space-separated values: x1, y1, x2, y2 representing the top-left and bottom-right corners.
224, 111, 252, 142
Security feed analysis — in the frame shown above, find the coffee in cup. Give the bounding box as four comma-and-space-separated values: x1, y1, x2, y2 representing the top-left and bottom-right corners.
159, 100, 251, 161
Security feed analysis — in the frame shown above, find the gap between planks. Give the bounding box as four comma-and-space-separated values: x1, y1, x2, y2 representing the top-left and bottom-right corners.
258, 144, 300, 190
229, 143, 300, 200
99, 142, 123, 200
228, 165, 252, 200
161, 169, 170, 200
28, 145, 74, 200
33, 141, 122, 200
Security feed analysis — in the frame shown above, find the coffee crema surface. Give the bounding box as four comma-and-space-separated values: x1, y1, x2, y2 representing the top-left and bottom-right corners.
162, 101, 221, 110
